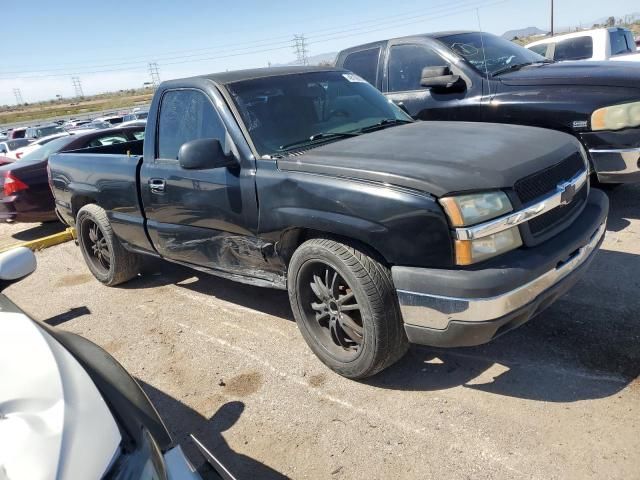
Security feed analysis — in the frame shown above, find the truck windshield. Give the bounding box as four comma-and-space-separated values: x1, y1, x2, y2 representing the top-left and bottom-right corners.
226, 70, 412, 156
436, 32, 548, 76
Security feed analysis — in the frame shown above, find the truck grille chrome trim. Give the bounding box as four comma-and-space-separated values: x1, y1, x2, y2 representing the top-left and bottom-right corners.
454, 169, 588, 241
397, 221, 606, 329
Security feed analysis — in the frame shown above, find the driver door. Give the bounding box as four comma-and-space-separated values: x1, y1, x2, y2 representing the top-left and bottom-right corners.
383, 39, 480, 121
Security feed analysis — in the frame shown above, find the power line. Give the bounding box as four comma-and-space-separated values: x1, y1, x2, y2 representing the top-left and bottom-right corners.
13, 88, 24, 105
1, 0, 502, 79
292, 34, 309, 65
0, 0, 479, 75
148, 62, 161, 88
3, 0, 508, 81
71, 76, 84, 98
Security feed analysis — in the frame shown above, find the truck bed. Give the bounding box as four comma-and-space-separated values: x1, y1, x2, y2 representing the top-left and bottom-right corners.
49, 139, 151, 252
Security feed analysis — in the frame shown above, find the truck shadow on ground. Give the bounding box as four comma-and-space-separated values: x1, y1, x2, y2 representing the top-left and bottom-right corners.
367, 247, 640, 402
603, 183, 640, 232
139, 382, 290, 480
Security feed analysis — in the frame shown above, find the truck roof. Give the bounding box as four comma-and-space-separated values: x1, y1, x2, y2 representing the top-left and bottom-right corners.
337, 31, 478, 54
195, 65, 343, 85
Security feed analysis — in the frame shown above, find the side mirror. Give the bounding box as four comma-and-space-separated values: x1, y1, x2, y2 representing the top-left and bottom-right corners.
420, 66, 465, 92
393, 101, 410, 115
178, 138, 235, 170
0, 247, 36, 289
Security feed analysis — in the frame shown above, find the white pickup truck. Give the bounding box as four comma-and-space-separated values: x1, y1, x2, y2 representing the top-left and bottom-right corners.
526, 27, 640, 62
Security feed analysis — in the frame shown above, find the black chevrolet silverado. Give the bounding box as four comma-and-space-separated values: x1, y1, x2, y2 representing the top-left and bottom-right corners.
336, 31, 640, 184
49, 66, 608, 379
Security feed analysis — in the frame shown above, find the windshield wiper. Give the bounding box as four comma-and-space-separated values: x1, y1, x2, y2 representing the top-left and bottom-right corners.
492, 60, 553, 77
278, 131, 361, 151
355, 118, 413, 134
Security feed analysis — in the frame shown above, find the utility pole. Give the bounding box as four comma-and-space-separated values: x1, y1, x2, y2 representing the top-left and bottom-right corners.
71, 76, 84, 98
550, 0, 554, 36
13, 88, 23, 105
148, 62, 161, 89
292, 34, 309, 65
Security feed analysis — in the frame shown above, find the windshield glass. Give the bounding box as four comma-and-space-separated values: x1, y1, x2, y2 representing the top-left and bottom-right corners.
21, 135, 75, 161
437, 32, 548, 75
226, 70, 411, 156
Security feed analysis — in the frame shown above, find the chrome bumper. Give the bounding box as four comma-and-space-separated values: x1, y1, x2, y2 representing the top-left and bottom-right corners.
396, 221, 606, 330
590, 147, 640, 183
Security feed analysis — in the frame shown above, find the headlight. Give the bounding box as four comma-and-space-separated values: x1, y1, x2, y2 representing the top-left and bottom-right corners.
591, 101, 640, 131
454, 227, 523, 265
440, 191, 513, 227
440, 191, 522, 265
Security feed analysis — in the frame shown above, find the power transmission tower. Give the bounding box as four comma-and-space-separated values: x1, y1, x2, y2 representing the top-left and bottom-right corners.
292, 34, 309, 65
71, 76, 84, 98
13, 88, 24, 105
148, 62, 161, 88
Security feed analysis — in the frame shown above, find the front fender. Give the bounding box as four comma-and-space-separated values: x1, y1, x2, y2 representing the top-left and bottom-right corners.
256, 161, 452, 268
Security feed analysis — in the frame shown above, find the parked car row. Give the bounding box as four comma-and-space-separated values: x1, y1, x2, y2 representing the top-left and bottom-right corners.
0, 107, 148, 141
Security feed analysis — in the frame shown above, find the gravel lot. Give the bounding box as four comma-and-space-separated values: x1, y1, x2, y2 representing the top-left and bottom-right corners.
4, 184, 640, 480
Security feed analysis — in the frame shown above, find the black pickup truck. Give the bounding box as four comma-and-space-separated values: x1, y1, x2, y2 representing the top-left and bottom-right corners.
336, 31, 640, 184
49, 66, 608, 379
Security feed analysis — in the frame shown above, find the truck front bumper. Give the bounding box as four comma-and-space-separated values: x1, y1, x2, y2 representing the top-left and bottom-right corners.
392, 188, 608, 348
589, 147, 640, 183
581, 127, 640, 183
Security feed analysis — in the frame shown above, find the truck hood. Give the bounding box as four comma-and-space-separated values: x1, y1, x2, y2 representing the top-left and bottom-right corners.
277, 121, 580, 197
0, 310, 121, 480
498, 61, 640, 88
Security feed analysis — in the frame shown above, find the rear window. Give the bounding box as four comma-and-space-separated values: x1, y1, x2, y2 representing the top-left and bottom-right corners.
342, 48, 380, 86
554, 36, 593, 61
21, 135, 76, 161
610, 30, 634, 56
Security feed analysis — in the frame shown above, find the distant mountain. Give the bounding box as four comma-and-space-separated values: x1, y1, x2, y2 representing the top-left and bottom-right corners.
502, 27, 547, 40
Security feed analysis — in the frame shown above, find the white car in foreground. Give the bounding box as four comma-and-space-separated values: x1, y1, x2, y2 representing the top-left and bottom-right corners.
0, 247, 236, 480
526, 27, 640, 62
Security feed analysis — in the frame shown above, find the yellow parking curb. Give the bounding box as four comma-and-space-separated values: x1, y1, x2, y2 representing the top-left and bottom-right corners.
0, 227, 76, 253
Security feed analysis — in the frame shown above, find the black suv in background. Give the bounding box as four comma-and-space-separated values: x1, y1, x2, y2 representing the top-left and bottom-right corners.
336, 31, 640, 184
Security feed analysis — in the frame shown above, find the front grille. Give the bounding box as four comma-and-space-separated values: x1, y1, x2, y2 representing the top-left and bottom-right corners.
528, 184, 587, 235
514, 153, 585, 204
514, 152, 587, 240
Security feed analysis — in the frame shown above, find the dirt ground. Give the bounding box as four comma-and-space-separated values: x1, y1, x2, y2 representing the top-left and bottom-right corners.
3, 184, 640, 479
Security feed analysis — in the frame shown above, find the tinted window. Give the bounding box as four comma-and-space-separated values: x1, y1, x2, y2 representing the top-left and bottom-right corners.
7, 139, 31, 150
342, 48, 380, 85
554, 36, 593, 60
227, 70, 411, 156
87, 134, 128, 147
528, 44, 549, 58
157, 89, 226, 160
388, 44, 446, 92
610, 30, 633, 56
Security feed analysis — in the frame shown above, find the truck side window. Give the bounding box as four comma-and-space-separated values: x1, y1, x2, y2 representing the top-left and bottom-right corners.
554, 37, 593, 61
157, 89, 226, 160
342, 48, 380, 85
388, 44, 446, 92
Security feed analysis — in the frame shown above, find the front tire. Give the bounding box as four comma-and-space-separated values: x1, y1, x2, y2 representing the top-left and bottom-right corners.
288, 238, 408, 379
76, 204, 140, 286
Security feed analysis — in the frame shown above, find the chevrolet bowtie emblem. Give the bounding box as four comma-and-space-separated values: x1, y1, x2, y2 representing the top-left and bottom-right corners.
558, 180, 576, 206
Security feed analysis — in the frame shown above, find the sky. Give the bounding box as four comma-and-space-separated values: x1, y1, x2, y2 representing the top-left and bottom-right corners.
1, 0, 638, 105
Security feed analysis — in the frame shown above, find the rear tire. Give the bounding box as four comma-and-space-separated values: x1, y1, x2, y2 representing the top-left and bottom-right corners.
76, 204, 140, 286
288, 238, 408, 379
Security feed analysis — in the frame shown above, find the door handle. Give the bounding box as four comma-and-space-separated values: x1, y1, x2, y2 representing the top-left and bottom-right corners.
149, 178, 166, 193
